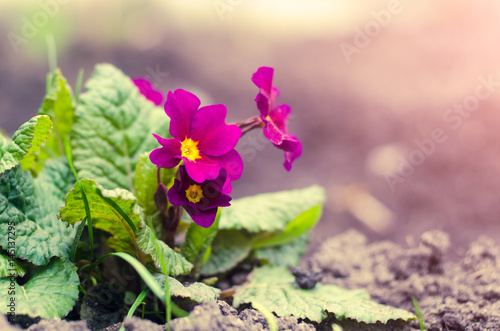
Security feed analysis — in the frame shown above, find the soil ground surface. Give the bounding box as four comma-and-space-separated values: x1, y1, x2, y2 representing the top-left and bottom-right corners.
3, 229, 499, 331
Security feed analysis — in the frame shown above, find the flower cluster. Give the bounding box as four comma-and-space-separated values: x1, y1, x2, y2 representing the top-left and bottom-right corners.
252, 67, 302, 171
146, 67, 301, 228
149, 89, 242, 227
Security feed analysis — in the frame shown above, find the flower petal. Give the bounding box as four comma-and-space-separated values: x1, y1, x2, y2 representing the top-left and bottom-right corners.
133, 78, 163, 105
190, 104, 241, 156
197, 194, 231, 210
164, 89, 201, 140
255, 93, 270, 117
149, 135, 182, 168
202, 168, 228, 195
252, 67, 274, 95
212, 150, 244, 194
184, 155, 221, 183
263, 120, 284, 145
269, 104, 291, 132
276, 135, 302, 171
167, 177, 188, 207
183, 205, 219, 228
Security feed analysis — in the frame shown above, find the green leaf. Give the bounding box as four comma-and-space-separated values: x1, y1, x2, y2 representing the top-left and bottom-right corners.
33, 157, 77, 258
198, 186, 325, 274
0, 115, 52, 174
136, 219, 192, 276
181, 210, 220, 278
0, 254, 25, 278
37, 69, 75, 169
254, 233, 309, 268
0, 258, 79, 319
0, 165, 73, 265
60, 179, 191, 275
71, 63, 170, 191
0, 132, 9, 152
220, 185, 325, 233
155, 274, 220, 303
201, 231, 252, 276
252, 205, 322, 248
134, 152, 176, 217
234, 266, 416, 324
59, 179, 140, 254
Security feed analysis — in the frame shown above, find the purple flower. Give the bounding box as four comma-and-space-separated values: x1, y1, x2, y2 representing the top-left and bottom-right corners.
150, 89, 243, 193
252, 67, 302, 171
168, 165, 231, 227
133, 78, 163, 106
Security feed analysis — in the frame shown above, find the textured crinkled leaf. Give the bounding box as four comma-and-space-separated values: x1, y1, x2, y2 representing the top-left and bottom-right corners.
181, 210, 220, 277
34, 157, 77, 253
154, 274, 220, 303
59, 179, 140, 254
36, 69, 75, 169
201, 231, 252, 276
0, 132, 9, 151
234, 266, 416, 324
0, 258, 79, 319
0, 115, 52, 174
0, 165, 72, 265
0, 254, 25, 278
71, 64, 170, 191
136, 219, 192, 276
254, 233, 309, 268
220, 185, 325, 233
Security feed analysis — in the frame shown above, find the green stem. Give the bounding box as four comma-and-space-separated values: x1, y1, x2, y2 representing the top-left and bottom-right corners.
69, 219, 86, 262
65, 138, 94, 261
45, 34, 57, 74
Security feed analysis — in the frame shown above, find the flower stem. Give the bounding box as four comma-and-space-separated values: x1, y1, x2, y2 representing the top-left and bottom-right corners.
154, 167, 182, 248
231, 115, 265, 136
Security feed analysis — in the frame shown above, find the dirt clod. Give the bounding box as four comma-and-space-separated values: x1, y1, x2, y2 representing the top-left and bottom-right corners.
290, 266, 323, 289
170, 300, 315, 331
27, 319, 90, 331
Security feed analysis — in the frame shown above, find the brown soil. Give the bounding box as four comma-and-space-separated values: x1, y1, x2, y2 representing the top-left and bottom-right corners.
3, 229, 498, 330
308, 230, 500, 330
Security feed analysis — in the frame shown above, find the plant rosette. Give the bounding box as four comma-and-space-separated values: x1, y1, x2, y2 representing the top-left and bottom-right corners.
0, 64, 415, 330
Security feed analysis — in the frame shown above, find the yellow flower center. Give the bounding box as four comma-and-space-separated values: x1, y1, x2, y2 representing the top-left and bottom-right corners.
185, 184, 204, 203
181, 137, 201, 161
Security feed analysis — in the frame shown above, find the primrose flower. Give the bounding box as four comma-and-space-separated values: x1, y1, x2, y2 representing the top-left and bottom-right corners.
252, 67, 302, 171
133, 78, 163, 105
150, 89, 243, 193
168, 165, 231, 227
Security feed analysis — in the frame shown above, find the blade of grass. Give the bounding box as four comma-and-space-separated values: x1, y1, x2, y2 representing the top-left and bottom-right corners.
251, 301, 277, 331
86, 252, 188, 318
412, 296, 426, 331
98, 192, 137, 233
69, 219, 87, 262
64, 137, 94, 261
118, 288, 151, 331
147, 217, 172, 329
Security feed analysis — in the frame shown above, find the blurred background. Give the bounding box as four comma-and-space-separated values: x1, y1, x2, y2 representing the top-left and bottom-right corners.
1, 0, 500, 253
